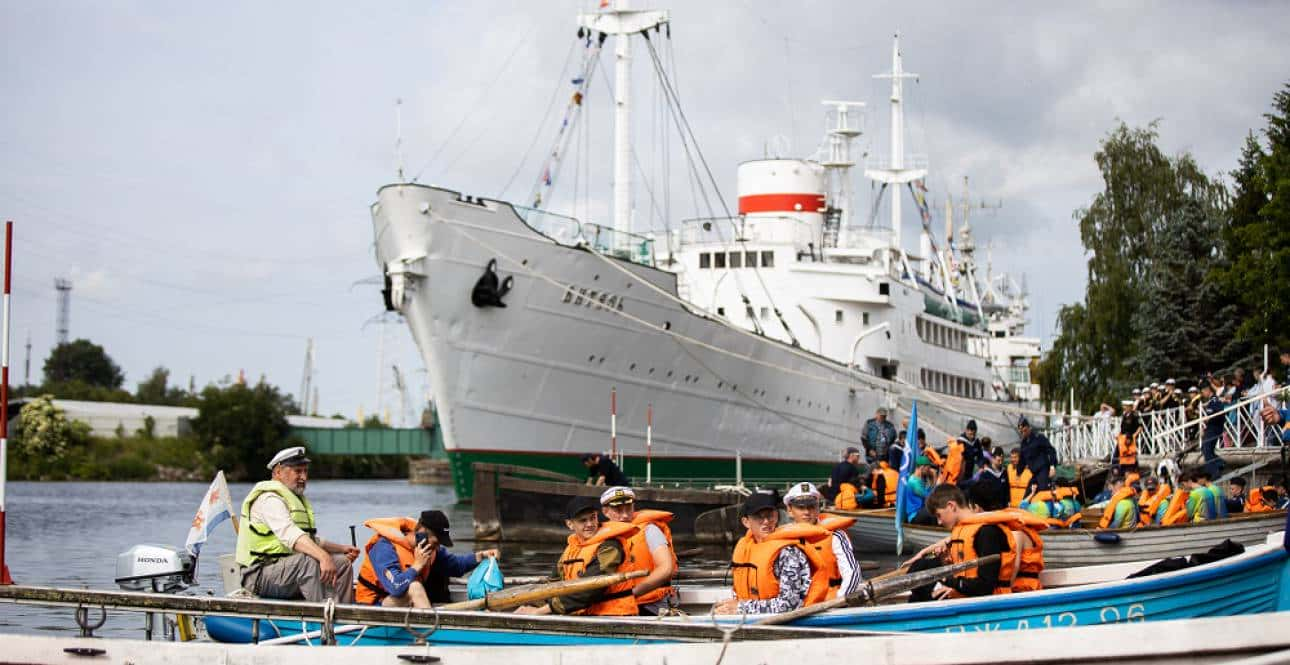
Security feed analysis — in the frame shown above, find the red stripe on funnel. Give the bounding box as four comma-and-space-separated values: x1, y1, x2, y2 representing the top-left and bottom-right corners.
738, 193, 825, 214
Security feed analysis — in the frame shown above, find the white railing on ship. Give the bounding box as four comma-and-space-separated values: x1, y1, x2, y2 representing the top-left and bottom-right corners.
1052, 389, 1286, 463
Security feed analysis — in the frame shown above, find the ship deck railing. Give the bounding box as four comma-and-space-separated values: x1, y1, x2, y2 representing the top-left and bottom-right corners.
514, 206, 654, 267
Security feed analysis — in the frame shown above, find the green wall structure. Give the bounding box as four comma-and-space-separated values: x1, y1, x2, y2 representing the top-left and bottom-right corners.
291, 426, 445, 459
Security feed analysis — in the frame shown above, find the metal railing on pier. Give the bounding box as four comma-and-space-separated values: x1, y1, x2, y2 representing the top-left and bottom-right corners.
1051, 390, 1286, 464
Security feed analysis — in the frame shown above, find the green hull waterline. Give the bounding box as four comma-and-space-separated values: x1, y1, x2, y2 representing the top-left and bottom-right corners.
447, 450, 834, 501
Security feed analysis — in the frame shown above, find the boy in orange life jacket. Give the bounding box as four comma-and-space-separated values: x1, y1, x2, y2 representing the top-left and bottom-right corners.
515, 496, 638, 615
783, 482, 862, 596
713, 492, 820, 615
598, 486, 679, 616
908, 485, 1012, 599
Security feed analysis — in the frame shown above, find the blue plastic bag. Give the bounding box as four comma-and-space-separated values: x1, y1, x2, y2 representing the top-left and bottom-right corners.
467, 556, 504, 600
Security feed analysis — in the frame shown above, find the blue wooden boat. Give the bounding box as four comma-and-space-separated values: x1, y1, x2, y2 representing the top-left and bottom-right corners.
205, 534, 1289, 646
745, 534, 1290, 633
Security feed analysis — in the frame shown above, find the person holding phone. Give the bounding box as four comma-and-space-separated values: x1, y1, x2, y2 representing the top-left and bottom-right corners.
354, 510, 498, 607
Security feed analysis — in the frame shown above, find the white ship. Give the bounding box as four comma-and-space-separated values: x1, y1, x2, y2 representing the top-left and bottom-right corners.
371, 4, 1046, 499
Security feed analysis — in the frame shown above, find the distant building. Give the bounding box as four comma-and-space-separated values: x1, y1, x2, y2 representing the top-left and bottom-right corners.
6, 398, 347, 438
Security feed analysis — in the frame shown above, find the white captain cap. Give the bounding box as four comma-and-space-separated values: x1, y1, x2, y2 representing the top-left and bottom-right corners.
783, 481, 823, 506
599, 486, 636, 506
267, 446, 311, 470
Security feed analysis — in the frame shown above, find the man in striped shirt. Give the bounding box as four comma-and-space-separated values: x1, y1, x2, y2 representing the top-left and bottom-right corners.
784, 482, 862, 596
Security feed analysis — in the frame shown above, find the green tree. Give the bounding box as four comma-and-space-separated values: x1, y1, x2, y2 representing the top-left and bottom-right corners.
43, 339, 124, 389
192, 381, 298, 480
1212, 83, 1290, 356
136, 366, 170, 404
1038, 121, 1225, 410
1128, 200, 1222, 379
16, 395, 90, 460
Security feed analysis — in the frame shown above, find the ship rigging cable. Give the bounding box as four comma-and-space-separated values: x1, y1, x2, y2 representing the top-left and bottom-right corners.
640, 30, 799, 345
498, 38, 580, 201
411, 26, 535, 185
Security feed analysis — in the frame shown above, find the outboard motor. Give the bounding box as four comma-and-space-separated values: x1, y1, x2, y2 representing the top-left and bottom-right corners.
471, 258, 513, 307
115, 544, 195, 593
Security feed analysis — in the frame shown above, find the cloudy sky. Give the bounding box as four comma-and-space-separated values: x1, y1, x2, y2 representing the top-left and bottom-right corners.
2, 1, 1287, 420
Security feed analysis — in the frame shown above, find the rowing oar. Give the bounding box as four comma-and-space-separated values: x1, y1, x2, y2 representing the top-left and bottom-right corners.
438, 570, 647, 612
755, 554, 1001, 626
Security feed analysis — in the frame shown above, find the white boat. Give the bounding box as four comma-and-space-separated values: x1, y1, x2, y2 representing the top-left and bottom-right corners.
370, 3, 1051, 500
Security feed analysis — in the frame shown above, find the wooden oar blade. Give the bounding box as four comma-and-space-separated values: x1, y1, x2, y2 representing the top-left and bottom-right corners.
440, 570, 647, 612
863, 554, 1001, 604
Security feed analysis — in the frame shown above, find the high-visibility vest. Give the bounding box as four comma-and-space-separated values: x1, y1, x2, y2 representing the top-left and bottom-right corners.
235, 480, 316, 567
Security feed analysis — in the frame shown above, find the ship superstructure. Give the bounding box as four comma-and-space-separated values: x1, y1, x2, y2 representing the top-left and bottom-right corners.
371, 4, 1045, 498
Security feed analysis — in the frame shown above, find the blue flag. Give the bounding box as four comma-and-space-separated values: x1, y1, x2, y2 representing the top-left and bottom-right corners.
894, 401, 918, 555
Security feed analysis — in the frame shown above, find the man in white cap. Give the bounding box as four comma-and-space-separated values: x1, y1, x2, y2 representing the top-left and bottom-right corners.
782, 482, 861, 597
598, 486, 679, 615
235, 446, 360, 602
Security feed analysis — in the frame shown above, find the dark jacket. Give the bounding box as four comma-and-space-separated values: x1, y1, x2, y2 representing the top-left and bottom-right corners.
861, 418, 898, 462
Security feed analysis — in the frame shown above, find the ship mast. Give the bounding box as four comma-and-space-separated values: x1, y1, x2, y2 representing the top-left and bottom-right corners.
578, 1, 669, 247
864, 33, 926, 265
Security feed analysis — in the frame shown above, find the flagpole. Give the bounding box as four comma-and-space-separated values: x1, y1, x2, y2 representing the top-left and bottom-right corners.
1, 221, 14, 585
894, 400, 918, 558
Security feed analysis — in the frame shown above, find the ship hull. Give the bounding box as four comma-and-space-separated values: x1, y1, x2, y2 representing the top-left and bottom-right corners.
372, 184, 1034, 500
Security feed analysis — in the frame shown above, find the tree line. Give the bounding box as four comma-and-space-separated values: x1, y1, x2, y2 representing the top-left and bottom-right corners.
1036, 82, 1290, 412
13, 338, 404, 481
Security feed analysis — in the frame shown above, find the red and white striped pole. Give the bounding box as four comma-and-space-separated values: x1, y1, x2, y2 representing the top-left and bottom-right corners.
646, 403, 653, 485
609, 387, 617, 463
1, 221, 13, 585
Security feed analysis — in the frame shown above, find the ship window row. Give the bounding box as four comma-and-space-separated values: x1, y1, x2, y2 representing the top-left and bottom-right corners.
698, 250, 774, 270
834, 310, 871, 326
916, 317, 971, 353
920, 368, 985, 399
715, 305, 772, 321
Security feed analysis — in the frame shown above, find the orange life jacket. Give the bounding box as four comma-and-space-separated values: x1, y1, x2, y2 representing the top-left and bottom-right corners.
923, 447, 945, 468
798, 516, 857, 603
1117, 433, 1138, 466
1008, 465, 1034, 506
731, 523, 831, 605
870, 462, 899, 506
835, 482, 860, 510
1098, 487, 1140, 529
558, 521, 641, 615
1139, 484, 1172, 526
947, 510, 1030, 597
1247, 487, 1275, 513
1161, 489, 1192, 526
626, 510, 678, 606
1001, 508, 1048, 592
940, 440, 964, 486
354, 517, 432, 605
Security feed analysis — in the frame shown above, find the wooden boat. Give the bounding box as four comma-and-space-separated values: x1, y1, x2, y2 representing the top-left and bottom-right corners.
14, 611, 1290, 664
715, 532, 1290, 633
473, 462, 743, 543
198, 532, 1290, 645
830, 506, 1288, 565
